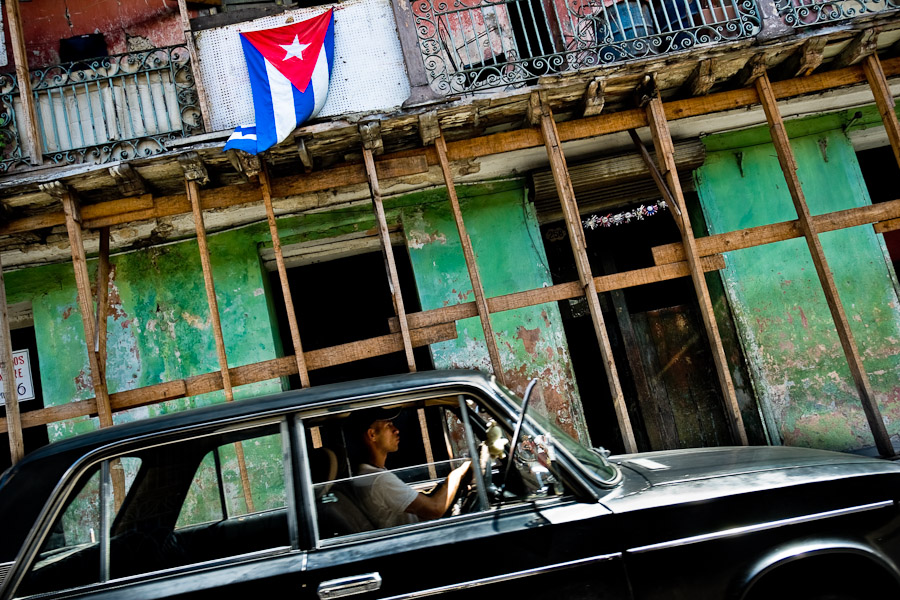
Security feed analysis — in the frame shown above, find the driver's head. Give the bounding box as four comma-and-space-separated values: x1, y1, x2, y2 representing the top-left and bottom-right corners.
353, 407, 403, 456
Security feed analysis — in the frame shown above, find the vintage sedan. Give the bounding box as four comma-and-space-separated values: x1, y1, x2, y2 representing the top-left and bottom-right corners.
1, 369, 899, 600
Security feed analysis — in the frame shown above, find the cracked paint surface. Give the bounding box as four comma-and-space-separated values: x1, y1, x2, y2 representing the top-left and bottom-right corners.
401, 182, 590, 443
5, 228, 284, 441
697, 127, 900, 452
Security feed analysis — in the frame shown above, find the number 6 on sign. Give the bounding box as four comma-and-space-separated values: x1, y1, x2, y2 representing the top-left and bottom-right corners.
0, 348, 35, 404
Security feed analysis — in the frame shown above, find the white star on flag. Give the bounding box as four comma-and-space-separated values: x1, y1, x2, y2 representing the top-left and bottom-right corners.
279, 35, 310, 61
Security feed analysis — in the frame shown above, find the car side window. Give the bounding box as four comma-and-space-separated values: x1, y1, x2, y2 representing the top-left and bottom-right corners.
305, 395, 566, 543
19, 423, 292, 597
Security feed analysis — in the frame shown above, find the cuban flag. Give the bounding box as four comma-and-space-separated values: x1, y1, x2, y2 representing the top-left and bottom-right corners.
224, 9, 335, 155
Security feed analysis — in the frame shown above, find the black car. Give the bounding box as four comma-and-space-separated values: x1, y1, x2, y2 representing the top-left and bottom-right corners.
1, 369, 899, 600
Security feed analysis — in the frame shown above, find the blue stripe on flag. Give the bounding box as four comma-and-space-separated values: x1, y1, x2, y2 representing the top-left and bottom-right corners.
224, 125, 259, 154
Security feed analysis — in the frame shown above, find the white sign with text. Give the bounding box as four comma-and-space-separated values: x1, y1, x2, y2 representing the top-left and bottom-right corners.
0, 349, 35, 405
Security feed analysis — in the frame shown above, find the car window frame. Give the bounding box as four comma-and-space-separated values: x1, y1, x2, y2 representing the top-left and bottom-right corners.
297, 389, 578, 550
5, 416, 301, 600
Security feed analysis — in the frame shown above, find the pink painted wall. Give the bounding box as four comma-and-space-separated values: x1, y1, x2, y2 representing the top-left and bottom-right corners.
3, 0, 193, 69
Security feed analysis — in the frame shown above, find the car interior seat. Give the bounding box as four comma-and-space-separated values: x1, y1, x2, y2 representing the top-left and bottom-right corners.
309, 446, 376, 538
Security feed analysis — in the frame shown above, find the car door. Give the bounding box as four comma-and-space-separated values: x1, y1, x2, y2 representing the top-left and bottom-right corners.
6, 418, 308, 600
293, 396, 633, 600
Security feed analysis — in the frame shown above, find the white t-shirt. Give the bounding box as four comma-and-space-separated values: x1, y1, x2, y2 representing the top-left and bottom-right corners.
353, 463, 420, 529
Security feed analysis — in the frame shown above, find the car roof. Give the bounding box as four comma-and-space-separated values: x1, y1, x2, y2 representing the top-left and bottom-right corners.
7, 369, 495, 474
0, 369, 497, 560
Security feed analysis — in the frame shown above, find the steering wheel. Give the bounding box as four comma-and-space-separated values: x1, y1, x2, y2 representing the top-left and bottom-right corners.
447, 441, 493, 516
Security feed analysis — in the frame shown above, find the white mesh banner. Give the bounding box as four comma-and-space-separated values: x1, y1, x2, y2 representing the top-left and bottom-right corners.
195, 0, 411, 133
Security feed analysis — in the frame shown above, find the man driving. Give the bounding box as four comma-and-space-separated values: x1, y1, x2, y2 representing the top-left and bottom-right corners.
352, 408, 471, 529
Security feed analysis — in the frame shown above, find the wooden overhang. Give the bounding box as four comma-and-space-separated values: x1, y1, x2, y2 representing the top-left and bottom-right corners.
0, 18, 899, 266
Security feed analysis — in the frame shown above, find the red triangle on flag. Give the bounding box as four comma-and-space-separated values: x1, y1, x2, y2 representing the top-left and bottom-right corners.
240, 8, 333, 94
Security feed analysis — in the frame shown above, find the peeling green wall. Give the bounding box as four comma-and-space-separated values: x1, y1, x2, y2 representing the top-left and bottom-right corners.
400, 181, 590, 443
4, 228, 284, 441
696, 125, 900, 452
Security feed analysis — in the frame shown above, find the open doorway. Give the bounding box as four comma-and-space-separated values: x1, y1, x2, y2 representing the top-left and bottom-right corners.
266, 246, 433, 387
540, 192, 758, 453
856, 145, 900, 276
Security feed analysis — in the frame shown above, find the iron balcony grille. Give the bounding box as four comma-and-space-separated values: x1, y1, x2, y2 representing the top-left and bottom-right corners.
0, 44, 203, 172
414, 0, 761, 94
776, 0, 899, 28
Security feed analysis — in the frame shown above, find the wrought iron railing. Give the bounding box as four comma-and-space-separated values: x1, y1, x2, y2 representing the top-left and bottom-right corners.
0, 44, 203, 172
776, 0, 898, 28
0, 74, 30, 173
414, 0, 760, 94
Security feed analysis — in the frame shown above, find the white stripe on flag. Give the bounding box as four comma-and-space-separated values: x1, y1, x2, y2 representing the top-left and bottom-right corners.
265, 58, 298, 144
310, 47, 329, 117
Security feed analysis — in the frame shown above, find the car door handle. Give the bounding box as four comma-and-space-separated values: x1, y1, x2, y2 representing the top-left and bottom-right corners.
317, 572, 383, 600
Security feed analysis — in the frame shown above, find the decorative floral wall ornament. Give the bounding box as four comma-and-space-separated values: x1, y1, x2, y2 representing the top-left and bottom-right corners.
582, 200, 668, 230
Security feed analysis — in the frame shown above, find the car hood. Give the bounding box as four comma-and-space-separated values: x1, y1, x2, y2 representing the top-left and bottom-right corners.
600, 445, 900, 511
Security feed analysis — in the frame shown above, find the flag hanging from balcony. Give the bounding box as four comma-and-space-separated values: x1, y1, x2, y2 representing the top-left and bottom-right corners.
224, 8, 335, 155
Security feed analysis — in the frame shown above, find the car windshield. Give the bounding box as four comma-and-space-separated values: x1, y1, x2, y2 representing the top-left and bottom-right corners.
492, 379, 620, 486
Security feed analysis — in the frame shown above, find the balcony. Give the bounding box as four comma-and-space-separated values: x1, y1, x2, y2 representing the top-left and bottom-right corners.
414, 0, 763, 94
0, 45, 203, 172
777, 0, 899, 28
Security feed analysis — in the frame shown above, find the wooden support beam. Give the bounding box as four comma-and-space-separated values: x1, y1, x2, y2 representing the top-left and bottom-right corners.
875, 217, 900, 235
95, 228, 110, 367
0, 252, 24, 464
527, 91, 543, 126
0, 156, 429, 236
296, 136, 313, 172
226, 149, 261, 182
537, 94, 636, 452
363, 144, 416, 373
734, 53, 768, 88
1, 321, 459, 433
682, 59, 716, 97
4, 0, 42, 165
359, 121, 384, 155
389, 254, 726, 333
183, 157, 255, 512
653, 198, 900, 265
772, 37, 827, 79
756, 71, 895, 458
418, 112, 441, 146
831, 29, 879, 70
108, 164, 148, 197
582, 77, 606, 117
177, 0, 213, 132
260, 163, 310, 388
178, 151, 209, 186
863, 53, 900, 171
434, 132, 507, 385
53, 186, 115, 433
644, 93, 749, 446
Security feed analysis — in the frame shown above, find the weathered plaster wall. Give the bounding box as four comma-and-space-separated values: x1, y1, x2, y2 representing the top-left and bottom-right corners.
696, 123, 900, 452
400, 181, 590, 443
4, 228, 284, 441
3, 0, 188, 69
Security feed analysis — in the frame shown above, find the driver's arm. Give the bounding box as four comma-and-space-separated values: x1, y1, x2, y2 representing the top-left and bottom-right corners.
405, 460, 472, 520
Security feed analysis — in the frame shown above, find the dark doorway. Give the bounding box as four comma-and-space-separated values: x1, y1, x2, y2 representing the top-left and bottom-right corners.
856, 145, 900, 274
540, 193, 753, 453
267, 247, 433, 388
1, 324, 49, 473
